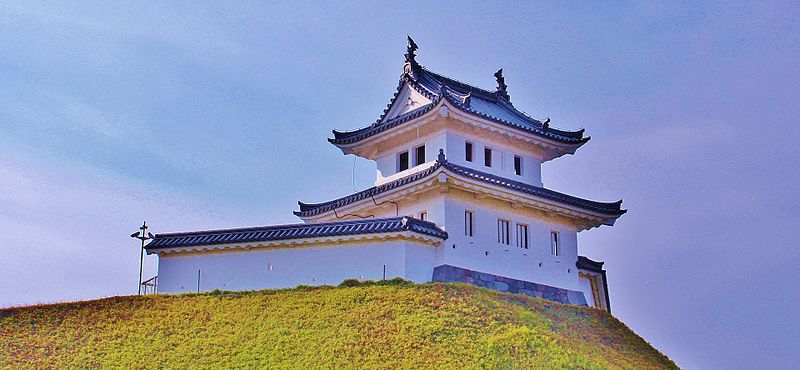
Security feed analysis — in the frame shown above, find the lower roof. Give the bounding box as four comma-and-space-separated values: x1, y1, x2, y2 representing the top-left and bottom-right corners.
576, 256, 605, 273
145, 217, 448, 251
295, 152, 626, 219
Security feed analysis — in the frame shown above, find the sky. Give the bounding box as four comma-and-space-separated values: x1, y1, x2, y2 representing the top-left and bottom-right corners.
1, 1, 798, 368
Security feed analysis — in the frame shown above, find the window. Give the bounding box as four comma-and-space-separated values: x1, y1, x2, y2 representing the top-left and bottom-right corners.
514, 155, 522, 176
465, 142, 474, 162
419, 211, 428, 221
497, 219, 510, 245
398, 151, 409, 172
484, 147, 492, 167
516, 223, 529, 249
415, 145, 426, 166
464, 210, 474, 237
551, 231, 560, 256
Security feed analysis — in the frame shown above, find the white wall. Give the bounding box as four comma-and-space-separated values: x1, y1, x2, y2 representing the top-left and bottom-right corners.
440, 190, 581, 291
374, 128, 543, 187
156, 240, 438, 293
444, 131, 543, 187
376, 132, 447, 185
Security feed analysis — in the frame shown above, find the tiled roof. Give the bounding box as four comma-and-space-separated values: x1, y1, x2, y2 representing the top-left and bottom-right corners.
145, 217, 448, 250
295, 153, 626, 218
442, 161, 626, 216
330, 66, 589, 146
296, 161, 442, 216
576, 256, 605, 273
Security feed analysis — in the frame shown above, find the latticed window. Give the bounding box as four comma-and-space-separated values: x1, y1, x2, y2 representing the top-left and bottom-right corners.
497, 219, 510, 245
516, 223, 528, 249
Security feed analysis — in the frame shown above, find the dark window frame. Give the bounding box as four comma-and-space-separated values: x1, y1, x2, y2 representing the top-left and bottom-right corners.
415, 145, 426, 166
398, 151, 409, 172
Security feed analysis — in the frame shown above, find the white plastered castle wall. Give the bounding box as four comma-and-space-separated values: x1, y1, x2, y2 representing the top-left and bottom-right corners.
374, 122, 543, 187
440, 190, 581, 291
155, 239, 438, 294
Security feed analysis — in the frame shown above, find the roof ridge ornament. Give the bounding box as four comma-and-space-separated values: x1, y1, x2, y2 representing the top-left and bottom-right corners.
541, 117, 550, 131
494, 68, 510, 101
404, 35, 421, 79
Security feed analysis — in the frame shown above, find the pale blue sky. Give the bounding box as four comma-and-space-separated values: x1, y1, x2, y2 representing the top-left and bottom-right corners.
1, 2, 798, 368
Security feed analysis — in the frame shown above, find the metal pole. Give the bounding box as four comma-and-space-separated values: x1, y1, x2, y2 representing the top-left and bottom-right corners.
197, 269, 201, 292
138, 236, 145, 295
131, 221, 152, 296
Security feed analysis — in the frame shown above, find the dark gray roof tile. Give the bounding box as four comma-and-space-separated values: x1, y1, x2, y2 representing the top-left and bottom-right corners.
145, 217, 447, 251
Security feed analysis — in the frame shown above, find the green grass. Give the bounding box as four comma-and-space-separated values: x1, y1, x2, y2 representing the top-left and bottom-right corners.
0, 280, 676, 369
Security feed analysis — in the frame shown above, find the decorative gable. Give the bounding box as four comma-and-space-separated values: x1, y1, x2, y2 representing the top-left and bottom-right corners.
380, 83, 434, 124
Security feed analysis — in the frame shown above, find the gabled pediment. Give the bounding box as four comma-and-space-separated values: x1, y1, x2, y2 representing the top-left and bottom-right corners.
380, 83, 434, 124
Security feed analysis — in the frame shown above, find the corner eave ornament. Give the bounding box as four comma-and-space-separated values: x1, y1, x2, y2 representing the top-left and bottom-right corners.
404, 35, 420, 79
494, 68, 510, 101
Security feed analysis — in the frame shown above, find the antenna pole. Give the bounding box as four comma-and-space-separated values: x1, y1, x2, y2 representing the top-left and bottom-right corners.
131, 221, 153, 295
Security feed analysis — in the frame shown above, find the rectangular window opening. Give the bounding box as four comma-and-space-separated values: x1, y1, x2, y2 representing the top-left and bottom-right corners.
514, 155, 523, 176
551, 231, 560, 256
415, 145, 426, 166
497, 219, 510, 245
465, 142, 474, 162
398, 151, 409, 172
484, 147, 493, 167
464, 210, 474, 237
516, 223, 529, 249
419, 211, 428, 221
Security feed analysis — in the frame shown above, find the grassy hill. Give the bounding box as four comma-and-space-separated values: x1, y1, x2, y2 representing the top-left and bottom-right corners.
0, 280, 675, 369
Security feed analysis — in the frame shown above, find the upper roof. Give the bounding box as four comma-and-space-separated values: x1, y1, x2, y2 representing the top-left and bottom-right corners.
295, 150, 626, 219
145, 216, 448, 251
329, 37, 589, 147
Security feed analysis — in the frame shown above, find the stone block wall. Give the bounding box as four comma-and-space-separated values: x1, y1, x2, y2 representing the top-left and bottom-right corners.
432, 264, 587, 306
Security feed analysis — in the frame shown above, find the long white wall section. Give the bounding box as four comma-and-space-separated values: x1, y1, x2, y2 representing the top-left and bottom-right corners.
156, 240, 439, 294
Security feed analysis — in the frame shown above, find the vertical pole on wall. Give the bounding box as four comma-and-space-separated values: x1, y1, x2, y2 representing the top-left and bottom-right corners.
383, 265, 386, 280
197, 269, 201, 293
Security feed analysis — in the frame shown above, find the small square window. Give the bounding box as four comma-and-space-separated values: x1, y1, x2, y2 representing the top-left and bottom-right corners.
465, 142, 474, 162
484, 147, 493, 167
514, 155, 522, 176
415, 145, 426, 166
398, 151, 409, 172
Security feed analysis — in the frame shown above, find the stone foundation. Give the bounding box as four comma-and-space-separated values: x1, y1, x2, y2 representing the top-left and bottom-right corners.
432, 264, 587, 306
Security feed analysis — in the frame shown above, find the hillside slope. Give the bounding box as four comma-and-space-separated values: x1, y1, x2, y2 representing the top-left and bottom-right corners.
0, 281, 675, 369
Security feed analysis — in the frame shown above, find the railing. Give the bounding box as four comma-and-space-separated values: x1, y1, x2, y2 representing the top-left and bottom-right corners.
141, 276, 158, 295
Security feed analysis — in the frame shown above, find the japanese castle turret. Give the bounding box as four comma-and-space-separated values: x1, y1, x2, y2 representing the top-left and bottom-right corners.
145, 37, 625, 310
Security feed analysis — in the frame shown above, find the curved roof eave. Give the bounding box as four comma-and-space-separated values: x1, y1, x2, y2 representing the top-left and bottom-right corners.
328, 69, 589, 148
294, 156, 625, 219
